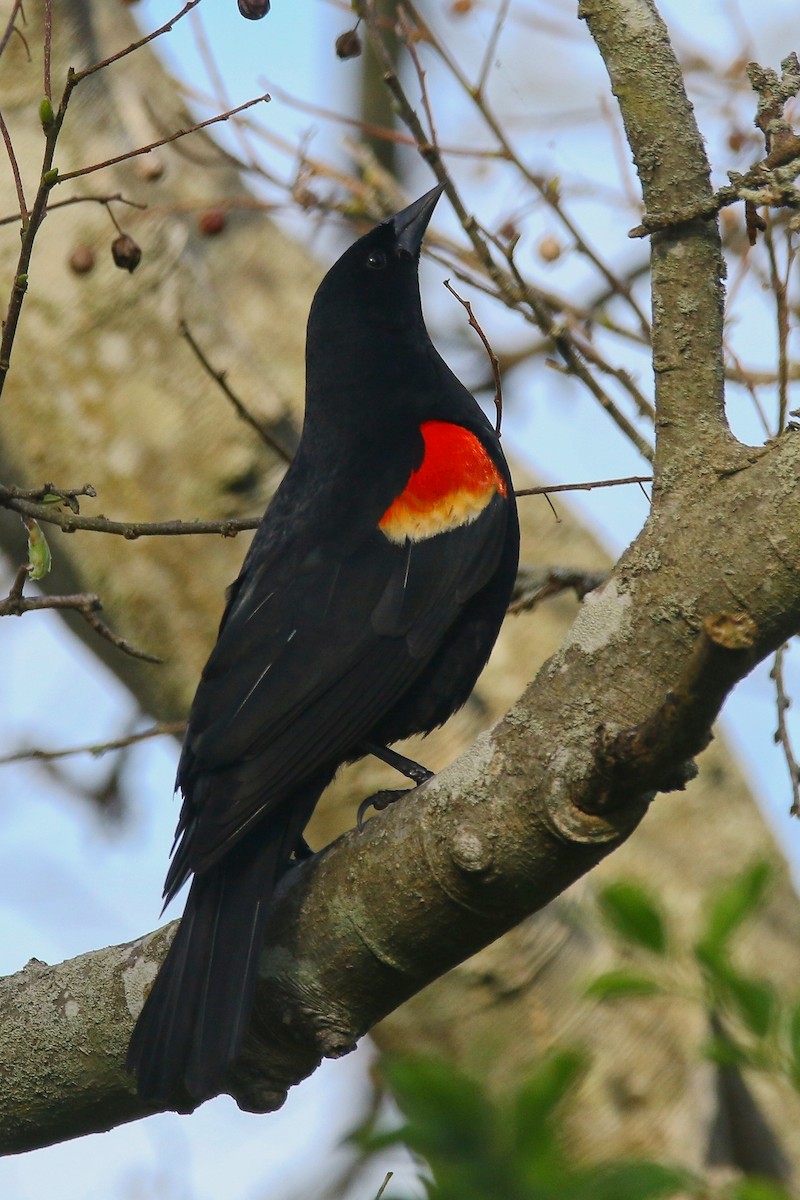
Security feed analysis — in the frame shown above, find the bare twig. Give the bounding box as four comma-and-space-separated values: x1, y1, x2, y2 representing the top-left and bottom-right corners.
0, 481, 97, 508
762, 215, 792, 432
0, 1, 25, 62
400, 0, 651, 338
0, 191, 146, 229
443, 279, 503, 434
43, 0, 52, 101
0, 110, 27, 221
0, 489, 259, 539
374, 1173, 394, 1200
56, 94, 271, 184
179, 320, 293, 462
514, 475, 652, 498
397, 6, 439, 156
0, 721, 186, 767
258, 78, 497, 159
770, 644, 800, 817
69, 0, 204, 86
0, 574, 160, 662
476, 0, 512, 97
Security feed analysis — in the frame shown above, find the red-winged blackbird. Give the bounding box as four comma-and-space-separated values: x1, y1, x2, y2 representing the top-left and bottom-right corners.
127, 185, 520, 1105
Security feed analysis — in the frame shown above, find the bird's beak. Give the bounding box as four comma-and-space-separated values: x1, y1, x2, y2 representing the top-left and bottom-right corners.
392, 184, 445, 257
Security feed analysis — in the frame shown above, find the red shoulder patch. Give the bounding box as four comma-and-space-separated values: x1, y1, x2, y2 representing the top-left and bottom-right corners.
379, 420, 507, 544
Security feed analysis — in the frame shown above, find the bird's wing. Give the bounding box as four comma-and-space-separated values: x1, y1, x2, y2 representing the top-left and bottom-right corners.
172, 491, 510, 877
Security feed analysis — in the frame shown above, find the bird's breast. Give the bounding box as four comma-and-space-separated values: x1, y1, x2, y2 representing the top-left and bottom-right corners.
378, 420, 507, 544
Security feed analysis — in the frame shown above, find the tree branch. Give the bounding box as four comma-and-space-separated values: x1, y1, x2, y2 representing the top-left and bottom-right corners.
2, 428, 800, 1151
580, 0, 732, 478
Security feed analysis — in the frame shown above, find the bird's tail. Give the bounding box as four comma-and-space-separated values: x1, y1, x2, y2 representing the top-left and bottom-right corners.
127, 797, 316, 1106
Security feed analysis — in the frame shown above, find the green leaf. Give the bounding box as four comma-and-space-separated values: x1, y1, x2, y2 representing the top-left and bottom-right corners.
511, 1048, 584, 1168
585, 971, 664, 1002
597, 881, 669, 954
698, 953, 777, 1039
730, 1178, 795, 1200
24, 517, 51, 581
380, 1057, 493, 1162
585, 1161, 698, 1200
697, 861, 773, 955
702, 1030, 756, 1069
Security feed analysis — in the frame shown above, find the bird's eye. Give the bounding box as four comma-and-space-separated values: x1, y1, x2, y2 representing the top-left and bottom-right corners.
366, 250, 387, 271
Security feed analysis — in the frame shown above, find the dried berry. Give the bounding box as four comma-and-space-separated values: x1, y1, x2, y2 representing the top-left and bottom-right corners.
111, 234, 142, 274
69, 245, 95, 275
198, 209, 227, 237
238, 0, 270, 18
335, 29, 362, 60
538, 235, 562, 263
136, 156, 165, 182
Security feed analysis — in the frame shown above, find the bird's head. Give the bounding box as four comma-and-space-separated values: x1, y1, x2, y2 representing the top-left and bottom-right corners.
307, 184, 444, 344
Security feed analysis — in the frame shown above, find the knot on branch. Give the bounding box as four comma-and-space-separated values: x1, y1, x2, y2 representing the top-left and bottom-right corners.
581, 612, 758, 815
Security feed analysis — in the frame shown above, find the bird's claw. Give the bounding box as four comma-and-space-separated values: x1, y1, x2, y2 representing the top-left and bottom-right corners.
357, 787, 411, 831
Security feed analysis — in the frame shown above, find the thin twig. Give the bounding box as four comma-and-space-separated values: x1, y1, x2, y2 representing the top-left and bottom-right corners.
763, 215, 791, 433
43, 0, 52, 101
69, 0, 204, 86
476, 0, 512, 97
0, 191, 146, 228
0, 579, 160, 663
400, 0, 651, 338
0, 110, 27, 220
374, 1173, 394, 1200
0, 489, 259, 539
1, 481, 96, 506
0, 721, 186, 766
514, 475, 652, 498
179, 320, 293, 462
56, 94, 271, 184
770, 644, 800, 817
397, 5, 439, 155
443, 279, 503, 434
0, 0, 25, 62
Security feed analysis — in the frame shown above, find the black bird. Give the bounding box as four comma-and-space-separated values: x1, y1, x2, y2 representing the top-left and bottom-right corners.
127, 185, 520, 1105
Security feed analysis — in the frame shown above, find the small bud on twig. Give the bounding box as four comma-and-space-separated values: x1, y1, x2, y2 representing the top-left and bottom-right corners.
39, 98, 55, 131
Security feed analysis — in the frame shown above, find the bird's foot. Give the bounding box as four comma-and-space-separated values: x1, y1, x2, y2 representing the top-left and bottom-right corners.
357, 787, 412, 832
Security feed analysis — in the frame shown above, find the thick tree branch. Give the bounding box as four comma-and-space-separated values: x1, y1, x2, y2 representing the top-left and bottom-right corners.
580, 0, 732, 478
2, 428, 800, 1151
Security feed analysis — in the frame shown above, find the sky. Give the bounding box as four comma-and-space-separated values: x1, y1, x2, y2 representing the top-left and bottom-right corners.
2, 1, 800, 1198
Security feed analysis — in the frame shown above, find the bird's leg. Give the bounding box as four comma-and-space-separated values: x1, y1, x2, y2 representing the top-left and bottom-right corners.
361, 740, 434, 786
357, 741, 434, 830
